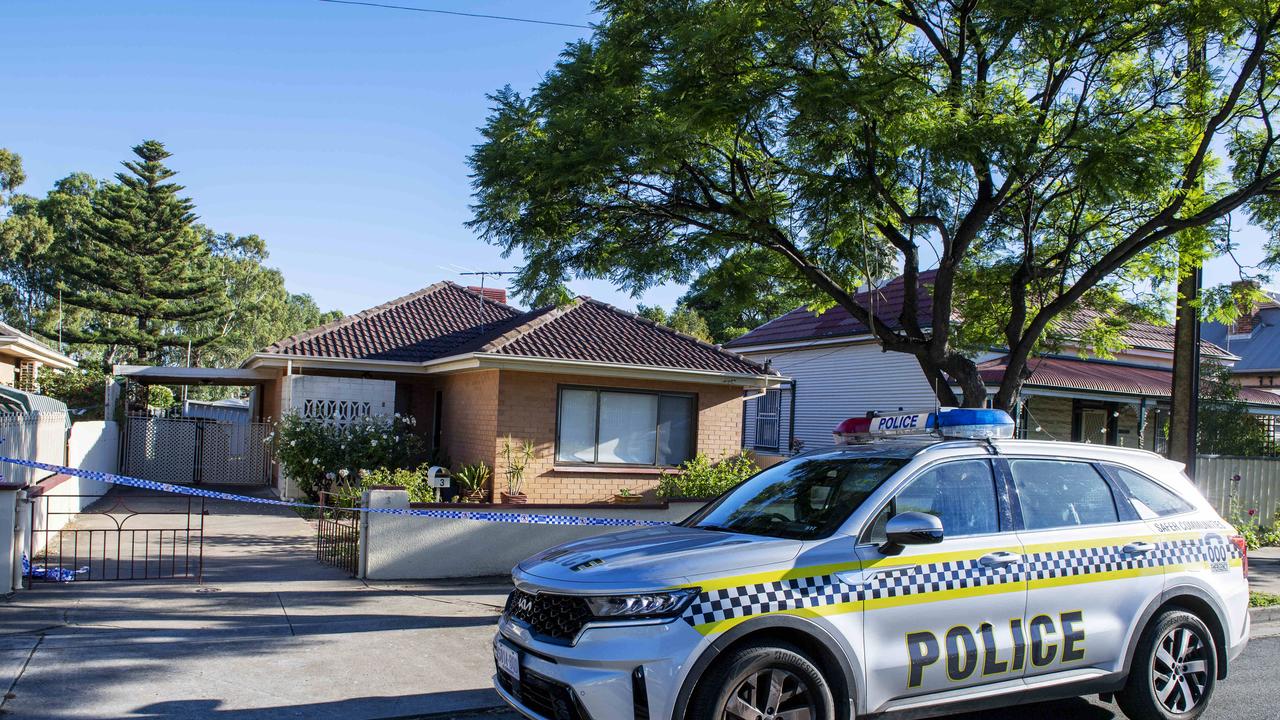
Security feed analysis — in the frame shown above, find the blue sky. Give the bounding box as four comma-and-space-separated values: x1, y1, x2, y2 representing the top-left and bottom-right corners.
1, 0, 1271, 319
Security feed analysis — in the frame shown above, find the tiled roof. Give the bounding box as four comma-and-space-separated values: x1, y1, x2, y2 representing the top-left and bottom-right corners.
263, 283, 769, 376
726, 272, 1235, 364
977, 355, 1280, 405
724, 271, 937, 348
477, 299, 766, 375
265, 282, 522, 361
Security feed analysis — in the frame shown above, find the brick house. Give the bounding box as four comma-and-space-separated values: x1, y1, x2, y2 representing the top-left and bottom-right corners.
728, 273, 1280, 455
241, 282, 779, 503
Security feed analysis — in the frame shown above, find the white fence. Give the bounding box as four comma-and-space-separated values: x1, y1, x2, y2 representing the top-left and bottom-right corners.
1197, 455, 1280, 524
360, 489, 705, 580
0, 413, 67, 486
28, 421, 118, 555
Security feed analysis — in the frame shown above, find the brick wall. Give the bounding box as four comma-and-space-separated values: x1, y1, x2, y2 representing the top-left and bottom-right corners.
439, 369, 499, 474
283, 374, 395, 422
1023, 396, 1074, 442
491, 370, 744, 504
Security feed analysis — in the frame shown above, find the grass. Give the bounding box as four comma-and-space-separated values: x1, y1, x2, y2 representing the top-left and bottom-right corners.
1251, 592, 1280, 608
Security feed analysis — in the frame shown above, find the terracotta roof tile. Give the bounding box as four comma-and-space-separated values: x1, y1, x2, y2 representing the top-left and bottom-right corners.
724, 271, 936, 348
264, 283, 769, 376
265, 282, 522, 362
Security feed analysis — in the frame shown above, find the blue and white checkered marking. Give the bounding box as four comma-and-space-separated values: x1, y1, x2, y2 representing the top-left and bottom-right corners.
681, 538, 1243, 629
0, 455, 670, 528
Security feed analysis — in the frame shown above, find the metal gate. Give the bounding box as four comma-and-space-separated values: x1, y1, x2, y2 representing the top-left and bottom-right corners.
123, 415, 273, 486
27, 489, 205, 583
316, 491, 360, 575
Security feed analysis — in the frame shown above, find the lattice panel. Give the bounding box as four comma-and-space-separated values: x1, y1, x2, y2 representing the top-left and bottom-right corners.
302, 399, 373, 425
124, 417, 198, 485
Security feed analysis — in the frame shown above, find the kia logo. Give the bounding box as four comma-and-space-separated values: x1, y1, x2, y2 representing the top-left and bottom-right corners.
515, 596, 534, 614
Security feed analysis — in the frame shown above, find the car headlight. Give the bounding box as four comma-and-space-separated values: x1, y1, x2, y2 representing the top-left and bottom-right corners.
583, 588, 701, 619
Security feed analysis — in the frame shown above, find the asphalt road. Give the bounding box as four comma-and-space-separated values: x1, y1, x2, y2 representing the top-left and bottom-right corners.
464, 634, 1280, 720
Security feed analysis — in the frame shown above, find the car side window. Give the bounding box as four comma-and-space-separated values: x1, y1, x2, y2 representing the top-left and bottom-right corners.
865, 459, 999, 543
1010, 460, 1118, 530
1110, 466, 1195, 518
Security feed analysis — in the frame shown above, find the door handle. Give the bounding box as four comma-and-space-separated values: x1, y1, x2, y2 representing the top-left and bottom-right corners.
979, 551, 1022, 568
1123, 541, 1156, 555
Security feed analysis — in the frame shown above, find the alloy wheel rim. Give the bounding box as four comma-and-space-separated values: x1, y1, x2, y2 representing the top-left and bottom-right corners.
722, 667, 816, 720
1151, 625, 1211, 714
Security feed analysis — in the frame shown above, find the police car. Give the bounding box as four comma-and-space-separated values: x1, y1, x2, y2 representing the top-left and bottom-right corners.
494, 408, 1250, 720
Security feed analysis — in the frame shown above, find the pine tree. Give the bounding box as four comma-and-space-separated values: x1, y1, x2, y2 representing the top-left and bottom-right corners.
57, 141, 226, 364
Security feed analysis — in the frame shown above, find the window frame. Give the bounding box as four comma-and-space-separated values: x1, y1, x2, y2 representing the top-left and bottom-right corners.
1000, 456, 1139, 532
857, 458, 1013, 544
753, 389, 781, 451
554, 384, 698, 467
1098, 463, 1197, 519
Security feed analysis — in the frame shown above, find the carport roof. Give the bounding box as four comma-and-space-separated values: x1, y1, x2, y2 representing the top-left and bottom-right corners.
113, 366, 278, 385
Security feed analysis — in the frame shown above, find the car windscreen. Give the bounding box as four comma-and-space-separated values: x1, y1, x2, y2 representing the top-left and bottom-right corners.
682, 454, 909, 540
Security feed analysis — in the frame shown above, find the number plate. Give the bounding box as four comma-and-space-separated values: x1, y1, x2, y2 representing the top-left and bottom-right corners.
494, 638, 520, 680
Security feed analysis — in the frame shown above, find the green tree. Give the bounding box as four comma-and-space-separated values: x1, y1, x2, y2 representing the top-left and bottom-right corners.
0, 149, 25, 208
181, 227, 341, 371
470, 0, 1280, 409
1198, 363, 1270, 455
38, 362, 108, 420
677, 248, 813, 342
636, 303, 713, 342
57, 141, 226, 363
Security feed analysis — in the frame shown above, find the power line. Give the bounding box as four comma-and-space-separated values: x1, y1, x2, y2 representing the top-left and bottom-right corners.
317, 0, 592, 29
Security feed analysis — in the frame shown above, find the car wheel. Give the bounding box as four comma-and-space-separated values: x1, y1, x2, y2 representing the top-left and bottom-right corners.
1117, 609, 1217, 720
689, 640, 836, 720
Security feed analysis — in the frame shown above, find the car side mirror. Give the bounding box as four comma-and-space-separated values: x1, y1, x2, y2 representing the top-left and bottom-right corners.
881, 511, 944, 555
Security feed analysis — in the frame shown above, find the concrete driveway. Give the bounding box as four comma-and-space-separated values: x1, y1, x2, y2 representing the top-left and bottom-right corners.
0, 487, 511, 719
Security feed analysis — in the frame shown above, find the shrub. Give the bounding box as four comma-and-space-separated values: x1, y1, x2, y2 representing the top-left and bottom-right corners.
454, 462, 492, 500
656, 452, 758, 500
275, 411, 425, 501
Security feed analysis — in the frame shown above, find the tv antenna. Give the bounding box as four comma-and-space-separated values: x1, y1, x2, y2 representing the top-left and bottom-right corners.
459, 270, 516, 316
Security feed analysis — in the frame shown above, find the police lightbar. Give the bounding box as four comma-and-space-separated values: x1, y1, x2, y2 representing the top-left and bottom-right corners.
833, 408, 1014, 444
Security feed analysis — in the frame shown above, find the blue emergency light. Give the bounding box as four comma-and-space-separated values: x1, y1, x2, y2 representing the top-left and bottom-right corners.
833, 408, 1015, 444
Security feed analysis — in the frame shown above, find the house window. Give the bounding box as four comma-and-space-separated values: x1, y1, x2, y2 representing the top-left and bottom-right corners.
556, 387, 695, 466
754, 389, 781, 451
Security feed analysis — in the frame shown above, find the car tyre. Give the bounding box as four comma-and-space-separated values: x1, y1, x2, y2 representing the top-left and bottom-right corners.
689, 640, 836, 720
1116, 609, 1218, 720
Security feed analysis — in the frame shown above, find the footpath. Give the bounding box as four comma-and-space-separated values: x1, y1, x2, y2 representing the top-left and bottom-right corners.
0, 490, 510, 720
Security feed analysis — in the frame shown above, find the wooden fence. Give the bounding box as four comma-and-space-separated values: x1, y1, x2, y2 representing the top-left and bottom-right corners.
1196, 455, 1280, 524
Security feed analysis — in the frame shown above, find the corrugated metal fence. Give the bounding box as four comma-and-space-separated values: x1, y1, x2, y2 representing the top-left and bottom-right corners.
1196, 455, 1280, 523
0, 412, 67, 485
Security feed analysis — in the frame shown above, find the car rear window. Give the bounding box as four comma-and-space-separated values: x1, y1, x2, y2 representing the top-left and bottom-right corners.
1010, 459, 1119, 530
1110, 467, 1195, 518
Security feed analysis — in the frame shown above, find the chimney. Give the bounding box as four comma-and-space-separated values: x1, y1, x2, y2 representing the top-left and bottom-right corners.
468, 286, 507, 304
1230, 280, 1260, 335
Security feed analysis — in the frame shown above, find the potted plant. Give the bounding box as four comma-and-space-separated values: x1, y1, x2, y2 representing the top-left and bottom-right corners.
500, 436, 536, 504
455, 462, 492, 503
613, 487, 643, 504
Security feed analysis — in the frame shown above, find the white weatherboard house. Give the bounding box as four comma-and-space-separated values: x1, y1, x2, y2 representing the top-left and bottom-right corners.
728, 271, 1280, 456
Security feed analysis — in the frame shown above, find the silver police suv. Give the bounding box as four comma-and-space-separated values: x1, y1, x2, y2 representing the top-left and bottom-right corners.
493, 410, 1250, 720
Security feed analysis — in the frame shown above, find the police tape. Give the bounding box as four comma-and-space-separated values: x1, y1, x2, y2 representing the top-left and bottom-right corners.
0, 455, 672, 529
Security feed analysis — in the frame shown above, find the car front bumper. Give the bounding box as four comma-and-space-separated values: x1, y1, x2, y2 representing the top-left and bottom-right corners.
493, 615, 708, 720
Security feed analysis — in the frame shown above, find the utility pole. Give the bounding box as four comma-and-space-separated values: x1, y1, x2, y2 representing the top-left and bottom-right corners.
1168, 32, 1208, 478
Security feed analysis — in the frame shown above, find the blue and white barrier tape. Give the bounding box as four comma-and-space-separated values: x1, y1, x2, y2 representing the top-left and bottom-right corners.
0, 455, 671, 528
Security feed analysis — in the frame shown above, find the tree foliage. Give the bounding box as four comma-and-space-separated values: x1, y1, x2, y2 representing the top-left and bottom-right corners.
677, 248, 813, 342
57, 141, 227, 361
470, 0, 1280, 409
1198, 362, 1270, 455
636, 302, 714, 342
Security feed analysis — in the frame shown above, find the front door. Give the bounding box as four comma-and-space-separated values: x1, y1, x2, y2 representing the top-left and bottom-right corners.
1008, 458, 1165, 681
856, 458, 1028, 711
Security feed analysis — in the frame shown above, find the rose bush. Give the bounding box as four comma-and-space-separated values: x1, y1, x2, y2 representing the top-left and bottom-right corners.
275, 411, 425, 501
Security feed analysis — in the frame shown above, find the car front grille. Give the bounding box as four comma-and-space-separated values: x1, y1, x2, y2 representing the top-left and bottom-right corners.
503, 589, 594, 645
498, 667, 589, 720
